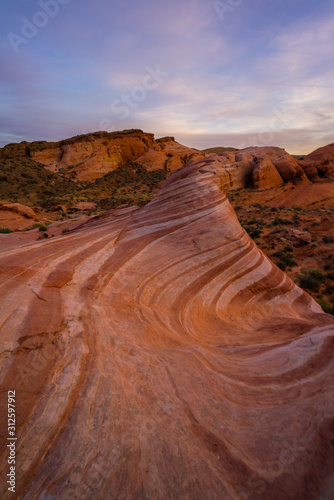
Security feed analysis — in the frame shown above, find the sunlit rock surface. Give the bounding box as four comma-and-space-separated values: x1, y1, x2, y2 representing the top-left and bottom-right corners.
0, 157, 333, 499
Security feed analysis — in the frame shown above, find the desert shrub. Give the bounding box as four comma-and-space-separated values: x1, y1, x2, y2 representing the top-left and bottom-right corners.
37, 233, 48, 240
282, 257, 297, 268
269, 217, 294, 227
242, 224, 263, 239
248, 218, 264, 226
270, 207, 279, 212
307, 268, 326, 280
269, 217, 283, 226
273, 250, 297, 268
276, 260, 287, 271
317, 298, 333, 315
0, 227, 14, 233
323, 235, 333, 244
299, 274, 321, 292
324, 263, 334, 271
297, 268, 327, 292
62, 229, 70, 234
38, 225, 47, 232
283, 245, 293, 252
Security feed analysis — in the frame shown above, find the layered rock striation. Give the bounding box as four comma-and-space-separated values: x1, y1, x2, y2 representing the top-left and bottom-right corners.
0, 156, 333, 499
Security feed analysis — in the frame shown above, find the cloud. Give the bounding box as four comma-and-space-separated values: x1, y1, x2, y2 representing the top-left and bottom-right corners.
0, 0, 333, 153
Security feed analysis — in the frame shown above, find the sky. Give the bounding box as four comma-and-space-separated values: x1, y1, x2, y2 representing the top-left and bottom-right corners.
0, 0, 333, 153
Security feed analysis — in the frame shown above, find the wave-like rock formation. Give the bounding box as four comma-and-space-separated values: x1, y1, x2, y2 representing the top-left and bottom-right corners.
0, 158, 334, 499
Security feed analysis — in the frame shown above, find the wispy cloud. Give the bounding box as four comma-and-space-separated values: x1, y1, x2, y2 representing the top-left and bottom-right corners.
0, 0, 333, 152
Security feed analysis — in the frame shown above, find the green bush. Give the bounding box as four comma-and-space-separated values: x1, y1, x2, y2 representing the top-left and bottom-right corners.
37, 233, 48, 240
269, 217, 294, 227
281, 256, 298, 268
317, 298, 333, 315
0, 227, 14, 233
297, 268, 327, 292
299, 274, 320, 292
242, 224, 263, 239
276, 260, 287, 271
307, 268, 326, 280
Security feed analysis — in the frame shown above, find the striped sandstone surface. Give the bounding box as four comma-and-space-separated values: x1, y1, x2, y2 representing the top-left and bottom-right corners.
0, 157, 334, 499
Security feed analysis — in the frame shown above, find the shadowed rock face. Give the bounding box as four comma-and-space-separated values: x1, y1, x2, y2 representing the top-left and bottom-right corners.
0, 158, 334, 500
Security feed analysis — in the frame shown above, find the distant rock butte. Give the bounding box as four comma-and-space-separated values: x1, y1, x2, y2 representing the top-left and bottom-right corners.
0, 156, 333, 499
1, 131, 333, 188
30, 130, 156, 182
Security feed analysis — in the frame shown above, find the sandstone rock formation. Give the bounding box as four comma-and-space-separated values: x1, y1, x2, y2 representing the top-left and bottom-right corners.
204, 146, 317, 191
0, 202, 36, 220
2, 132, 334, 194
252, 156, 284, 189
0, 156, 333, 499
305, 142, 334, 162
241, 147, 310, 185
136, 138, 204, 171
0, 202, 37, 231
265, 227, 312, 247
30, 130, 156, 182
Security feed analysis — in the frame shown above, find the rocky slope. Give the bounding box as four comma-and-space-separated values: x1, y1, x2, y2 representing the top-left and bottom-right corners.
0, 156, 333, 499
1, 130, 202, 183
2, 131, 333, 191
305, 142, 334, 163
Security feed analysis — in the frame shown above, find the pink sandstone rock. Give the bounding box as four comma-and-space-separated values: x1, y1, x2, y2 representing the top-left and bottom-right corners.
0, 157, 333, 499
252, 156, 284, 189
